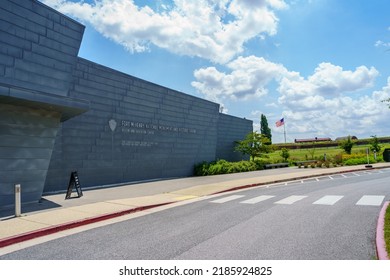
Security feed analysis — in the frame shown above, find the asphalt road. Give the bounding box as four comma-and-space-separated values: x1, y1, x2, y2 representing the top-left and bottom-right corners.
1, 169, 389, 260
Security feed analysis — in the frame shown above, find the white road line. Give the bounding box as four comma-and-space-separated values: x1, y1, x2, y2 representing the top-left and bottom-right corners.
313, 195, 344, 205
274, 195, 307, 205
356, 195, 385, 206
240, 195, 275, 204
352, 172, 361, 176
210, 195, 245, 204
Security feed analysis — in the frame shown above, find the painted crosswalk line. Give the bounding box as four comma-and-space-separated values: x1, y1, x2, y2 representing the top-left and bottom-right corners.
209, 194, 386, 206
210, 195, 245, 203
313, 195, 344, 205
240, 195, 275, 204
274, 195, 307, 205
355, 195, 385, 206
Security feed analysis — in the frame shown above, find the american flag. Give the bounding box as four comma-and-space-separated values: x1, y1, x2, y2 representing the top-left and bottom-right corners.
275, 118, 284, 127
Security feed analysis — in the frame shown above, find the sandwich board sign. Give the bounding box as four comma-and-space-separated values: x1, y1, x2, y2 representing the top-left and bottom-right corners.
65, 171, 83, 199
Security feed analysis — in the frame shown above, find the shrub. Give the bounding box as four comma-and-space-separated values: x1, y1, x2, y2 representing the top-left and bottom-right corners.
339, 136, 356, 154
194, 160, 257, 176
254, 158, 272, 170
280, 148, 290, 161
194, 161, 210, 176
343, 156, 377, 166
369, 135, 382, 153
333, 153, 343, 165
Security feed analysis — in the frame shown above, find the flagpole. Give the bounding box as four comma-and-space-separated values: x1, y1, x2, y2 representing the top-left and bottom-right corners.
276, 117, 286, 143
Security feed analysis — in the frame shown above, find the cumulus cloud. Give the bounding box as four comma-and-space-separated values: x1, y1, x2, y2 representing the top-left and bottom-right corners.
192, 55, 387, 140
277, 68, 389, 140
192, 55, 287, 102
42, 0, 287, 64
277, 63, 379, 110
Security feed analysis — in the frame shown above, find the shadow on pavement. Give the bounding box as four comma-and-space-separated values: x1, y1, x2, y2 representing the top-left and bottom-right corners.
0, 198, 61, 220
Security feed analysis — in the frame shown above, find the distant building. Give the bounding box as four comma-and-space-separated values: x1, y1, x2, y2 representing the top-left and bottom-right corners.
335, 136, 358, 141
294, 137, 332, 143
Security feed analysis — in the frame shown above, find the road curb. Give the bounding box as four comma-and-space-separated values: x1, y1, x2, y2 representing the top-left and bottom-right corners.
376, 201, 390, 260
0, 202, 172, 249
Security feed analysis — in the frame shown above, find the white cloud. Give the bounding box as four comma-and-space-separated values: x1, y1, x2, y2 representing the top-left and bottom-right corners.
42, 0, 287, 64
276, 70, 390, 141
192, 55, 287, 102
375, 40, 390, 48
192, 54, 388, 141
277, 63, 379, 110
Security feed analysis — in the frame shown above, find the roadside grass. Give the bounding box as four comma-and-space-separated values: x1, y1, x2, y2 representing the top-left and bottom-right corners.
267, 144, 390, 164
268, 146, 342, 163
385, 204, 390, 258
195, 143, 390, 176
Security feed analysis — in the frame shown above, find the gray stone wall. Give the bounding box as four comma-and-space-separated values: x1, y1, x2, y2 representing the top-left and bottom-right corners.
0, 103, 60, 206
216, 114, 252, 161
44, 58, 221, 193
0, 0, 84, 97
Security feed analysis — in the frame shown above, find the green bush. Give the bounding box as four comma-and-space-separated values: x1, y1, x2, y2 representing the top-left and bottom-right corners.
194, 161, 209, 176
253, 158, 272, 170
343, 156, 378, 166
280, 148, 290, 161
194, 159, 258, 176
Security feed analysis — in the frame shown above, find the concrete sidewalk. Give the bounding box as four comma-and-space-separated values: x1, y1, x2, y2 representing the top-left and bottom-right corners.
1, 163, 390, 250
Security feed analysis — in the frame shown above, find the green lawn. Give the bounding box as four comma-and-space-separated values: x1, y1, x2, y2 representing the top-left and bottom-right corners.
267, 143, 390, 164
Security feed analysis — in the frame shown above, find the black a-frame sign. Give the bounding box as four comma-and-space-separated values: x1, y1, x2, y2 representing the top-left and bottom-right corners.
65, 171, 83, 199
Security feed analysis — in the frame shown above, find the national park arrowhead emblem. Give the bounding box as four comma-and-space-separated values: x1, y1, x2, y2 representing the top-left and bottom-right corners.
109, 119, 117, 132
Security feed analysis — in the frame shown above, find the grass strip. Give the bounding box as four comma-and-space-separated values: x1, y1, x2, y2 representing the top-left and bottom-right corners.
385, 203, 390, 257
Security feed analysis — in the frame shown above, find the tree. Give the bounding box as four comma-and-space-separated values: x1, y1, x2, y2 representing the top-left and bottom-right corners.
339, 135, 355, 154
280, 148, 290, 162
369, 135, 381, 153
260, 114, 272, 144
235, 131, 271, 161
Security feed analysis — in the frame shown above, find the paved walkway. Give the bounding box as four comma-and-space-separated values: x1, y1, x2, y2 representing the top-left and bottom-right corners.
1, 163, 390, 253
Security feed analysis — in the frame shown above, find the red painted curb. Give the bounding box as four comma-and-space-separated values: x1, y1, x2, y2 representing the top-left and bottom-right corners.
376, 201, 390, 260
0, 202, 173, 249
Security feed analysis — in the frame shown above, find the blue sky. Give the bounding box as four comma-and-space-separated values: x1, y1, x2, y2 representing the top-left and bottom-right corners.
42, 0, 390, 143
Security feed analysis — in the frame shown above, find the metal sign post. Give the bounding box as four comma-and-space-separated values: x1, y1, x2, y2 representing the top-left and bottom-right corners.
365, 148, 372, 168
